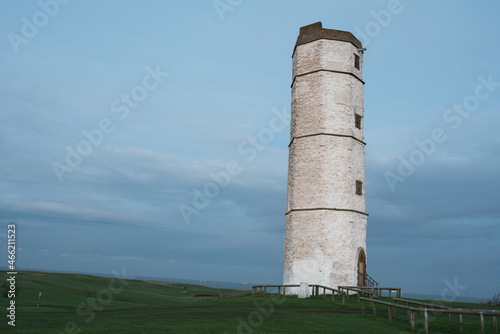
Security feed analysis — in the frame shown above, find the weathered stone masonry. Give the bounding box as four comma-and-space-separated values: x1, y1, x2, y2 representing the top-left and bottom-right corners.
283, 22, 368, 291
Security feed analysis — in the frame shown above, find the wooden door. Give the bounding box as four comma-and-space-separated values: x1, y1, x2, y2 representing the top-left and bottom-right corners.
357, 250, 366, 286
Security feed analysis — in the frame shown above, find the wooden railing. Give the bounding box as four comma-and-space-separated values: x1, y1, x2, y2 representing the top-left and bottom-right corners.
340, 286, 401, 298
360, 297, 499, 334
364, 273, 379, 288
392, 297, 449, 310
251, 284, 398, 304
311, 284, 346, 303
252, 284, 347, 304
252, 284, 299, 296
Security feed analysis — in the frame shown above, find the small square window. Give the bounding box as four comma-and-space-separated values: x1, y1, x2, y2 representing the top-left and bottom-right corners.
356, 180, 363, 195
355, 114, 362, 129
354, 54, 360, 70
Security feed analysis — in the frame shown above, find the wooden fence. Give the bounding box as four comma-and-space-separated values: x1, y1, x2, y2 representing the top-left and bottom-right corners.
252, 284, 347, 304
250, 284, 498, 333
252, 284, 400, 304
252, 284, 298, 296
360, 297, 499, 334
340, 286, 402, 298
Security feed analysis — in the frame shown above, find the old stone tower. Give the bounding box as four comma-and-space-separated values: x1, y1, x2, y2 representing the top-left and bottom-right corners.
283, 22, 368, 290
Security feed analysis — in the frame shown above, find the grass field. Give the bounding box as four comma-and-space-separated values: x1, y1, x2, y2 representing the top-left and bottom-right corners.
1, 271, 498, 333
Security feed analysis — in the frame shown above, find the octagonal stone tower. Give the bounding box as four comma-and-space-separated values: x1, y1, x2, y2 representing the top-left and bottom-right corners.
283, 22, 368, 290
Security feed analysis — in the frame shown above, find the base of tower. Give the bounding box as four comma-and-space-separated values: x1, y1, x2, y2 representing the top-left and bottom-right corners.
282, 283, 359, 296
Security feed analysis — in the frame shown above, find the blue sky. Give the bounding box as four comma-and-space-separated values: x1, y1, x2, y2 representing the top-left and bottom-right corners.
0, 0, 499, 299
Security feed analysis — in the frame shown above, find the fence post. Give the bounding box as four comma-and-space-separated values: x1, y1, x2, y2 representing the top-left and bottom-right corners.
449, 314, 453, 330
481, 312, 485, 334
424, 309, 429, 334
361, 301, 365, 315
372, 302, 377, 319
331, 291, 335, 302
342, 293, 345, 305
263, 286, 267, 295
411, 310, 415, 332
493, 316, 497, 334
388, 305, 392, 324
460, 314, 463, 332
283, 286, 286, 295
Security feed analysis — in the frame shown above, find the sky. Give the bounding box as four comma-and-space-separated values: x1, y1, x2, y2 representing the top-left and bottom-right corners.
0, 0, 499, 300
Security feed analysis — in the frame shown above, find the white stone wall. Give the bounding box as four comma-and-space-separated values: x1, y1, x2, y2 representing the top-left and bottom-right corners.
284, 36, 367, 291
286, 135, 366, 213
293, 39, 363, 87
291, 72, 364, 140
283, 211, 367, 288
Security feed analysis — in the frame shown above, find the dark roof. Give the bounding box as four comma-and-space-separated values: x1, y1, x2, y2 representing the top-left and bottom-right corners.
294, 22, 362, 54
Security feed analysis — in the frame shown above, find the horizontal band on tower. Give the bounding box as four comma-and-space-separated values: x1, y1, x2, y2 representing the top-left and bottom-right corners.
285, 208, 369, 216
289, 133, 366, 147
291, 69, 364, 88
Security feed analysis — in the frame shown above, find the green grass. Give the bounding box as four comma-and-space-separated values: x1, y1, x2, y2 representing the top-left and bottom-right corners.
0, 271, 498, 333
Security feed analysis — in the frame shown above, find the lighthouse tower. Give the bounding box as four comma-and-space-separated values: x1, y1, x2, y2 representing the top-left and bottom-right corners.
283, 22, 368, 290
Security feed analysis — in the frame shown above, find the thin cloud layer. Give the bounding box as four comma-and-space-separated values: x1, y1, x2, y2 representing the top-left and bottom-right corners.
0, 1, 499, 299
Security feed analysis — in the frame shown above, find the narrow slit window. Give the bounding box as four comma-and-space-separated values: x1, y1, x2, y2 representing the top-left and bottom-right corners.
354, 54, 360, 70
356, 180, 363, 195
355, 114, 362, 129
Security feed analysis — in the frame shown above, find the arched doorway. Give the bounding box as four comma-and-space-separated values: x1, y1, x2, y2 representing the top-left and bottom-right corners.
357, 249, 366, 286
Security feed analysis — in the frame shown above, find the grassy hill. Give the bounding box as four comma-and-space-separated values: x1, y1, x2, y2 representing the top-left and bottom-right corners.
1, 271, 498, 333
